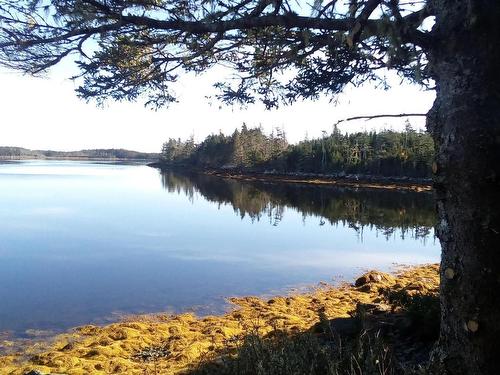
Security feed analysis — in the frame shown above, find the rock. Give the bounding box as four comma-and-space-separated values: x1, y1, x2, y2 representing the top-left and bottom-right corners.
405, 282, 424, 291
372, 303, 392, 315
358, 284, 374, 293
354, 271, 395, 287
133, 346, 171, 362
84, 349, 100, 358
60, 342, 74, 351
109, 328, 128, 340
357, 303, 391, 315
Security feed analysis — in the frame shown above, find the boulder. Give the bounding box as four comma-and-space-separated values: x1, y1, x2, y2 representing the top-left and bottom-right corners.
354, 271, 395, 287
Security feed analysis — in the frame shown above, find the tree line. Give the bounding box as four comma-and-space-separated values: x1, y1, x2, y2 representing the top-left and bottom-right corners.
160, 122, 434, 178
0, 147, 158, 160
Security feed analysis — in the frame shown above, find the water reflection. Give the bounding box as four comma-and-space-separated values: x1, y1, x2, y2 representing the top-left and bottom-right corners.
0, 162, 439, 338
160, 171, 436, 240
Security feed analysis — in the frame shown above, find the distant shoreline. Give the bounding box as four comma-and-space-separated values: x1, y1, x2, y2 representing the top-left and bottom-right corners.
150, 163, 433, 193
0, 147, 158, 161
0, 157, 433, 191
0, 156, 155, 162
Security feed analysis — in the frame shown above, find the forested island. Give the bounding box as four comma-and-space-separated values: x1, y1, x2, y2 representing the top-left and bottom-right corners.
157, 122, 434, 186
0, 147, 158, 161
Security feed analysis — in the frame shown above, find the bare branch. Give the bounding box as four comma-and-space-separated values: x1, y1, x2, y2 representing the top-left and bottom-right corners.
334, 113, 427, 126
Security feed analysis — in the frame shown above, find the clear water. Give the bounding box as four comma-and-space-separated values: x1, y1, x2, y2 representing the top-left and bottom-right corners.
0, 160, 440, 338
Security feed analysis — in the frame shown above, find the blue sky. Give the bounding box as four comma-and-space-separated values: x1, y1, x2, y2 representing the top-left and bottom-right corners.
0, 64, 435, 153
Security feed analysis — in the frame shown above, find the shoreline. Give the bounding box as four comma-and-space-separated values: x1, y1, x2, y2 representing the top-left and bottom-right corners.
0, 264, 439, 375
0, 157, 156, 162
150, 163, 433, 192
206, 170, 432, 192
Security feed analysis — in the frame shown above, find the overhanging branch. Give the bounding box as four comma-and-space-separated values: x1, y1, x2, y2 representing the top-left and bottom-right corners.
334, 113, 427, 126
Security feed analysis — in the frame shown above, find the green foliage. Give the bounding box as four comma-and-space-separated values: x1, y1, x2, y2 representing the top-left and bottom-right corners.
160, 125, 288, 169
0, 1, 432, 108
160, 123, 434, 178
161, 136, 196, 164
286, 123, 433, 177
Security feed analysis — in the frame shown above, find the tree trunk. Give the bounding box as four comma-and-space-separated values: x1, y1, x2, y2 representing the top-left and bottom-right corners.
427, 1, 500, 373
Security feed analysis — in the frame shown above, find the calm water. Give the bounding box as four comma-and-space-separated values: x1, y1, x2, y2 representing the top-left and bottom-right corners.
0, 160, 440, 339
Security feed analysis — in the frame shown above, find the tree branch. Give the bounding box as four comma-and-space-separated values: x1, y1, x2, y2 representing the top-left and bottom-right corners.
333, 113, 427, 126
347, 0, 382, 47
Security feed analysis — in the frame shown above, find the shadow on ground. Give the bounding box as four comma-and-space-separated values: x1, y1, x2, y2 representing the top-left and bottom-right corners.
183, 282, 440, 375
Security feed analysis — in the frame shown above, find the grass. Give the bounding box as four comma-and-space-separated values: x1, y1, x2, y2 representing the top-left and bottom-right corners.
189, 327, 395, 375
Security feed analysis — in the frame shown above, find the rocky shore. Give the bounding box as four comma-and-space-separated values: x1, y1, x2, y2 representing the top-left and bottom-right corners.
149, 163, 432, 193
0, 264, 439, 375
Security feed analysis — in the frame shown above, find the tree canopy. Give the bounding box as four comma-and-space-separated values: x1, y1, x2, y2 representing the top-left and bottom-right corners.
160, 124, 434, 178
0, 0, 432, 108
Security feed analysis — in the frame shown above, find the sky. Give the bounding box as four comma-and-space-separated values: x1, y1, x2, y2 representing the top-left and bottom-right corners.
0, 64, 435, 153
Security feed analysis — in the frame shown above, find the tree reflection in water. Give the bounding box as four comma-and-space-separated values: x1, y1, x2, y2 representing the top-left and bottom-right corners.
160, 171, 436, 241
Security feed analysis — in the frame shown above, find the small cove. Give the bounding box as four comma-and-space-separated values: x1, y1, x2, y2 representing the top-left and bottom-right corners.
0, 160, 440, 340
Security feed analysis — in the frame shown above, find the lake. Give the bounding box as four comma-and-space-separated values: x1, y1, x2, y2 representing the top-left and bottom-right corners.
0, 160, 440, 340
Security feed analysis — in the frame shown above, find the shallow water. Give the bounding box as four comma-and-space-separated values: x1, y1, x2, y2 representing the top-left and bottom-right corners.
0, 160, 440, 338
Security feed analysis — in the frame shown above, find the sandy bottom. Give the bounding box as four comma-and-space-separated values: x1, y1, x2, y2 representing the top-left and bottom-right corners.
0, 264, 439, 375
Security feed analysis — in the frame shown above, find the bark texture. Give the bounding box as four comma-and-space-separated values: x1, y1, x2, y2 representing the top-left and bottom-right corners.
427, 1, 500, 373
